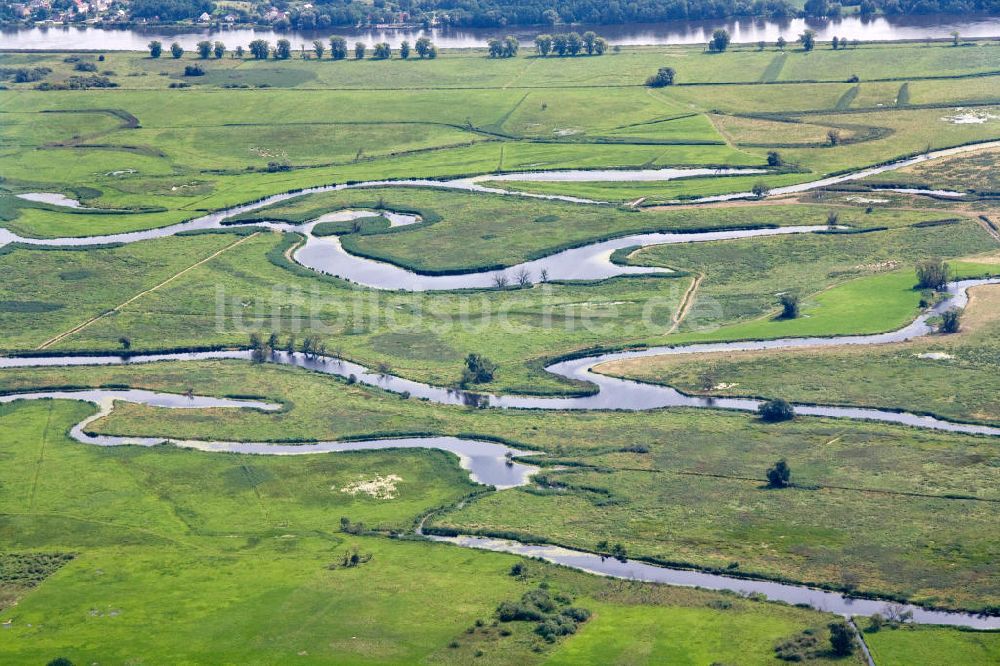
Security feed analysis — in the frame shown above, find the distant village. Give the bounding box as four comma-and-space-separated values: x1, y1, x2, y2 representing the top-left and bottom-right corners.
0, 0, 435, 30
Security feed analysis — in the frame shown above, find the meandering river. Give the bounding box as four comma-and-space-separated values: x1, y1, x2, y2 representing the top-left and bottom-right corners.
3, 140, 999, 291
2, 385, 996, 627
3, 142, 999, 626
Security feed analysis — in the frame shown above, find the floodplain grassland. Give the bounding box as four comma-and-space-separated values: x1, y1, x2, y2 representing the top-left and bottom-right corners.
0, 200, 993, 395
1, 41, 999, 238
1, 38, 999, 665
615, 222, 997, 334
863, 145, 1000, 193
0, 359, 997, 612
0, 399, 865, 665
863, 624, 1000, 666
598, 276, 1000, 427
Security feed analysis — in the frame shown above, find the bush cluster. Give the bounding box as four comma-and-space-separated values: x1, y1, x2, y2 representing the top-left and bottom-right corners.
495, 588, 591, 642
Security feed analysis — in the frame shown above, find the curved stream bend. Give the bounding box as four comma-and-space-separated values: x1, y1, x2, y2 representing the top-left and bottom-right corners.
2, 278, 998, 437
425, 534, 1000, 629
2, 140, 998, 290
3, 389, 996, 627
0, 389, 537, 488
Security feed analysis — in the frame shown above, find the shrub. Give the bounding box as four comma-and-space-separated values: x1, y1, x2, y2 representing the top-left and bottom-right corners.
767, 151, 783, 167
760, 400, 796, 424
183, 64, 205, 76
867, 613, 884, 632
766, 459, 792, 487
461, 353, 497, 386
778, 293, 800, 319
828, 621, 855, 656
645, 67, 675, 87
915, 258, 950, 290
940, 308, 961, 333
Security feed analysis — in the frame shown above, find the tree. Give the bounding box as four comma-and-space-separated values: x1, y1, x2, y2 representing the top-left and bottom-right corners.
582, 31, 597, 55
118, 336, 131, 350
487, 38, 502, 58
330, 36, 348, 60
860, 0, 876, 14
799, 30, 816, 52
312, 39, 325, 59
249, 333, 272, 364
275, 39, 291, 60
776, 36, 786, 51
197, 40, 212, 59
751, 181, 770, 198
170, 42, 183, 59
535, 34, 553, 56
767, 150, 783, 167
778, 293, 800, 319
552, 33, 568, 56
645, 67, 675, 87
940, 308, 961, 333
354, 42, 366, 59
249, 40, 270, 60
709, 29, 730, 52
415, 37, 433, 58
826, 210, 839, 227
566, 32, 583, 56
760, 400, 796, 424
492, 273, 509, 289
515, 267, 532, 287
503, 35, 519, 57
399, 40, 410, 59
883, 603, 914, 624
804, 0, 829, 15
234, 45, 244, 59
213, 41, 225, 59
148, 40, 162, 58
593, 37, 608, 55
828, 621, 855, 656
951, 30, 960, 46
765, 458, 792, 486
827, 128, 841, 146
462, 353, 497, 386
916, 258, 950, 290
832, 36, 839, 50
373, 42, 391, 59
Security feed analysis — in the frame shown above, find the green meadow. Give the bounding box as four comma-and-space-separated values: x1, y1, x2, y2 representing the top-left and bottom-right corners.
0, 38, 998, 663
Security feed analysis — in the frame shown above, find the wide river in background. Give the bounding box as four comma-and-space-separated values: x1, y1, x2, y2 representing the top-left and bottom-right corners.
2, 14, 999, 51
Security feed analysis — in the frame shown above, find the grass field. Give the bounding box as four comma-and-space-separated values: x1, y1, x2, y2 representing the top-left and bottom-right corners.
2, 41, 998, 238
864, 624, 1000, 666
0, 398, 868, 665
600, 275, 1000, 426
1, 39, 999, 663
0, 358, 997, 610
1, 202, 991, 395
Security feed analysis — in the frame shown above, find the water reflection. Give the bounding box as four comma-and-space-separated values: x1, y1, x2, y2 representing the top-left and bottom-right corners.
3, 14, 999, 51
